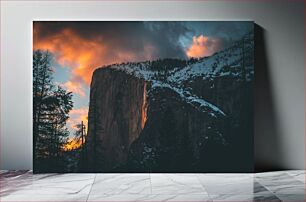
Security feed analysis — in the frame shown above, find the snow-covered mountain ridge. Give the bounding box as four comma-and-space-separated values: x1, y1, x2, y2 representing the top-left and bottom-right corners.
104, 33, 254, 118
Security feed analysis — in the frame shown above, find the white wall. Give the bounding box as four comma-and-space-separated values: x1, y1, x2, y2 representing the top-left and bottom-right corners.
1, 0, 304, 170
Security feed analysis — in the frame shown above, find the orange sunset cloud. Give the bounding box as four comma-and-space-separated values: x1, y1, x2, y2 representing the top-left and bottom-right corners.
34, 28, 106, 86
64, 137, 84, 151
67, 106, 89, 131
61, 81, 85, 97
33, 26, 153, 92
64, 107, 89, 150
186, 35, 222, 58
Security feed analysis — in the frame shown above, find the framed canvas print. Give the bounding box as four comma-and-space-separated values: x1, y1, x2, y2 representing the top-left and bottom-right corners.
33, 21, 254, 173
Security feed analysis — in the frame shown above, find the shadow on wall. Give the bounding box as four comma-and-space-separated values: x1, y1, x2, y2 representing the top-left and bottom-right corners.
254, 24, 285, 172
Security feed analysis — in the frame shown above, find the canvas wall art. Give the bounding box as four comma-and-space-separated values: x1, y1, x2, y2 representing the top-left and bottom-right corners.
33, 21, 254, 173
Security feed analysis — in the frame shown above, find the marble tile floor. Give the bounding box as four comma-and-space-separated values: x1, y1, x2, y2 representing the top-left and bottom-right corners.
0, 170, 305, 202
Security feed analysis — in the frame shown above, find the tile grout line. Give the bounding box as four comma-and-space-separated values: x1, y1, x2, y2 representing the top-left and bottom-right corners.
254, 179, 283, 201
86, 174, 97, 202
149, 172, 153, 195
195, 174, 213, 202
285, 171, 306, 184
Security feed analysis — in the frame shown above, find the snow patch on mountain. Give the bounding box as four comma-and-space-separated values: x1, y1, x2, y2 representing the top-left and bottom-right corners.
151, 81, 226, 117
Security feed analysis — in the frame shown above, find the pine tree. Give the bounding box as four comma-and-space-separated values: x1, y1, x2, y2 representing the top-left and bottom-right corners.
72, 121, 87, 171
33, 50, 54, 155
73, 121, 86, 151
33, 50, 73, 172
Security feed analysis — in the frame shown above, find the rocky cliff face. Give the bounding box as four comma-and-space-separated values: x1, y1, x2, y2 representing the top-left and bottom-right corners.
85, 68, 148, 171
127, 86, 229, 172
86, 33, 254, 172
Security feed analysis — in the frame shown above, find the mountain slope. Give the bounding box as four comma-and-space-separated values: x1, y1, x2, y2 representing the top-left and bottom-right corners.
85, 33, 254, 172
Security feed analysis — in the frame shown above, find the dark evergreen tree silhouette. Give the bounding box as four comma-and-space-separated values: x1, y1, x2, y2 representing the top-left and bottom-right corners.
33, 50, 54, 156
33, 50, 73, 172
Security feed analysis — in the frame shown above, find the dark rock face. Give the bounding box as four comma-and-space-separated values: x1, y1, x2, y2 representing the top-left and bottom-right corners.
85, 68, 148, 171
127, 78, 253, 173
127, 87, 228, 172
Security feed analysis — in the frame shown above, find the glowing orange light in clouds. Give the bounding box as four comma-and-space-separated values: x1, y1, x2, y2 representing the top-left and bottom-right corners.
61, 81, 85, 97
186, 35, 222, 58
67, 107, 88, 131
64, 138, 83, 151
65, 107, 88, 150
33, 27, 146, 91
34, 28, 105, 87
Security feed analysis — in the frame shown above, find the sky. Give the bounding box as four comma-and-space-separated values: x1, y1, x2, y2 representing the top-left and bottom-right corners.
33, 21, 253, 140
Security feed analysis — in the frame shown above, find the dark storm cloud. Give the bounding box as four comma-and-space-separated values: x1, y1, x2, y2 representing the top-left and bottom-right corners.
33, 21, 194, 88
34, 21, 191, 61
